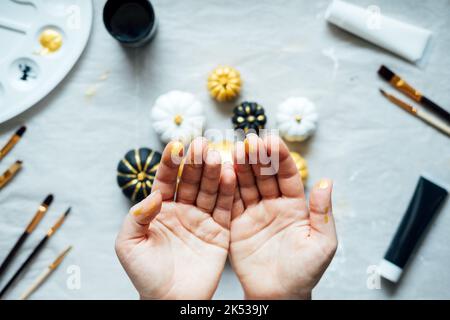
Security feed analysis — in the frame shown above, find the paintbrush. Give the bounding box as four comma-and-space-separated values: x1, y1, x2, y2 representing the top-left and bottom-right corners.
0, 126, 26, 161
0, 160, 23, 189
0, 207, 71, 299
0, 194, 54, 278
378, 65, 450, 123
380, 89, 450, 137
20, 245, 72, 300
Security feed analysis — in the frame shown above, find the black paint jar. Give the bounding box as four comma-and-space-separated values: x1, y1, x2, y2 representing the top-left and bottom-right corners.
103, 0, 157, 47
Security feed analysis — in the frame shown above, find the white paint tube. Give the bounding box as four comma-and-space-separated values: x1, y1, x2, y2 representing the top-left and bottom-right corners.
325, 0, 432, 62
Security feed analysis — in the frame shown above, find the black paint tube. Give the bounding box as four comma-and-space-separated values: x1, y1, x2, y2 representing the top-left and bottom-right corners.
379, 176, 448, 283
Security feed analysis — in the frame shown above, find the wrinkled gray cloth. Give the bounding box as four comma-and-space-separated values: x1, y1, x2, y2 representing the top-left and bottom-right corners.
0, 0, 449, 299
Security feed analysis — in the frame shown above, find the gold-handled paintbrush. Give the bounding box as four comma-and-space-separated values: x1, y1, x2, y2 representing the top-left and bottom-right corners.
0, 126, 26, 161
378, 66, 450, 123
380, 89, 450, 137
20, 246, 72, 300
0, 195, 54, 279
0, 160, 22, 189
0, 207, 71, 299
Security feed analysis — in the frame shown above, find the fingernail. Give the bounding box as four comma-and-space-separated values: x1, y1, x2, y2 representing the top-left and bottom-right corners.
318, 179, 330, 189
206, 149, 221, 164
171, 141, 184, 157
131, 190, 159, 217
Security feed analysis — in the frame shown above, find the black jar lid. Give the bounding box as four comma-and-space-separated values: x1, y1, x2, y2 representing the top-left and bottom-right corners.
103, 0, 156, 46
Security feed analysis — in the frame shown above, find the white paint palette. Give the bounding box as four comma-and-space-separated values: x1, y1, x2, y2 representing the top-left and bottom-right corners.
0, 0, 92, 123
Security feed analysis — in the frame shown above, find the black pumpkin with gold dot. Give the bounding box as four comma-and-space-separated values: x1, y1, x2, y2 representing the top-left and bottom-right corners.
232, 101, 267, 134
117, 148, 161, 202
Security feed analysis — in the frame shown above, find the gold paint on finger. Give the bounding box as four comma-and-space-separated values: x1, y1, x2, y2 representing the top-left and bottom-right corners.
171, 142, 184, 157
145, 201, 155, 215
244, 138, 254, 154
318, 180, 329, 189
132, 207, 143, 217
208, 140, 234, 164
324, 215, 329, 224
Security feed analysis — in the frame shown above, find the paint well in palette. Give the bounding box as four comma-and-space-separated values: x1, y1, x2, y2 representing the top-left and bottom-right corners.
0, 0, 93, 123
39, 28, 63, 53
9, 58, 40, 90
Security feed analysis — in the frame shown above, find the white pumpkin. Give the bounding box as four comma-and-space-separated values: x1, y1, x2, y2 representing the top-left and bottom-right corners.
276, 97, 318, 142
151, 91, 205, 144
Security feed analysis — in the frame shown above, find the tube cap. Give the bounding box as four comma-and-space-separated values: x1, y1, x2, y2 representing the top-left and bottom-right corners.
378, 259, 403, 283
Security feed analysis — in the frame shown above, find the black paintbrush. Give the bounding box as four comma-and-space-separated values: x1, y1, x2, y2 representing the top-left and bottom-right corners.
378, 65, 450, 123
0, 195, 54, 279
0, 126, 26, 161
0, 207, 70, 299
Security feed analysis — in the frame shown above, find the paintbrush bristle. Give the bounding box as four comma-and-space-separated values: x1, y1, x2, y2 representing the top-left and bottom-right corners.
43, 194, 54, 206
379, 88, 387, 96
378, 65, 395, 81
64, 207, 71, 217
16, 126, 26, 137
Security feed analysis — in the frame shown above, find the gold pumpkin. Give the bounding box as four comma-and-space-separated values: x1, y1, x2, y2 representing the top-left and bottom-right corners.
207, 66, 241, 102
290, 151, 308, 183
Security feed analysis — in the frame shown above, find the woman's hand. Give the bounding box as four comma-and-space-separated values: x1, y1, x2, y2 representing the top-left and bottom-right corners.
230, 134, 337, 300
115, 138, 236, 299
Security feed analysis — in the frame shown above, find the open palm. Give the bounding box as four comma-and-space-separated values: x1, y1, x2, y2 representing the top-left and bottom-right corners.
116, 139, 236, 299
230, 134, 337, 299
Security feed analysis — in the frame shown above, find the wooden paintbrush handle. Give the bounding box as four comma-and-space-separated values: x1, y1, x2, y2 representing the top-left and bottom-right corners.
19, 268, 52, 300
417, 110, 450, 137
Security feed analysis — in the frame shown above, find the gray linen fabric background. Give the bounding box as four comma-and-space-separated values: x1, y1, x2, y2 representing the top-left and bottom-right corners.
0, 0, 449, 299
